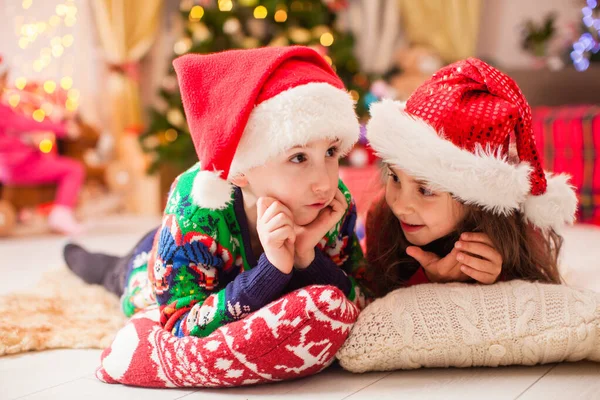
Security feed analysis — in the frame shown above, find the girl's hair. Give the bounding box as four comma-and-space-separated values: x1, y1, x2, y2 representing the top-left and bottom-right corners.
365, 194, 564, 298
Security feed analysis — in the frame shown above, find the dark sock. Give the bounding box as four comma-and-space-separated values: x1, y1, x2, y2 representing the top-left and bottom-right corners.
64, 243, 121, 286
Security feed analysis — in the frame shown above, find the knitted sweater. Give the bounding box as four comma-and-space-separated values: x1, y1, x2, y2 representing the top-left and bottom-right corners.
121, 163, 368, 338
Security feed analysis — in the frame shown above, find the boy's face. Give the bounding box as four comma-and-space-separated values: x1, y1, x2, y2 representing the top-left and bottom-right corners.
385, 166, 466, 246
242, 138, 341, 226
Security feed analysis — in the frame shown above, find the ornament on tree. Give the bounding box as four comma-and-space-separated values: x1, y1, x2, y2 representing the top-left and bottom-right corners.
0, 201, 16, 237
153, 96, 169, 113
179, 0, 194, 12
343, 125, 378, 167
269, 35, 289, 47
322, 0, 348, 12
141, 0, 370, 175
241, 37, 260, 49
223, 18, 242, 35
246, 18, 267, 39
190, 22, 212, 42
161, 75, 179, 93
166, 108, 185, 128
288, 27, 312, 44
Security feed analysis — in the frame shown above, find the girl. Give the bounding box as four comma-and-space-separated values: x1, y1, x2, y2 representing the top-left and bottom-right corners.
0, 55, 84, 235
65, 46, 368, 338
364, 58, 577, 298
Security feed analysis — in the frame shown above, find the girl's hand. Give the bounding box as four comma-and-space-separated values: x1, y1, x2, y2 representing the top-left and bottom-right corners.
454, 232, 503, 284
406, 246, 469, 283
257, 197, 296, 274
294, 189, 348, 268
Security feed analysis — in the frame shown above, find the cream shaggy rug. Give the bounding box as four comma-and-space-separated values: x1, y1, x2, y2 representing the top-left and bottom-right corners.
0, 267, 125, 356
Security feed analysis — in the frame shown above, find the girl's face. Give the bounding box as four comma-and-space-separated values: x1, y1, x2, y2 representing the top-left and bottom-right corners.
240, 138, 341, 226
385, 165, 466, 246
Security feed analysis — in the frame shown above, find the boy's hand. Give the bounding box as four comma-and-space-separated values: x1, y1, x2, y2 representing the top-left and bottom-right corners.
294, 189, 348, 269
257, 197, 295, 274
453, 232, 503, 284
407, 232, 503, 284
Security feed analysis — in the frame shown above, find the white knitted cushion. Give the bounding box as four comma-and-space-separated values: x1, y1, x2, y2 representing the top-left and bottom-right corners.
337, 280, 600, 372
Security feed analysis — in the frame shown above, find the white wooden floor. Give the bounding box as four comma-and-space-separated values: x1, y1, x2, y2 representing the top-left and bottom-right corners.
1, 216, 599, 400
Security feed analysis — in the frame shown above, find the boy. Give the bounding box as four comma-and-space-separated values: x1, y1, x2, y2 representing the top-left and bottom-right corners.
65, 46, 368, 338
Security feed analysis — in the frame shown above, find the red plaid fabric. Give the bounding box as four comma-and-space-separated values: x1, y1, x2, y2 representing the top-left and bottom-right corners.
532, 105, 600, 225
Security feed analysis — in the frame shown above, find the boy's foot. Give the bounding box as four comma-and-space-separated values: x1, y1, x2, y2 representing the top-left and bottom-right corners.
63, 243, 120, 285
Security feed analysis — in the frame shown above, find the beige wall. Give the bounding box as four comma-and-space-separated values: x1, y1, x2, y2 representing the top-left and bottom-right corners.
476, 0, 583, 68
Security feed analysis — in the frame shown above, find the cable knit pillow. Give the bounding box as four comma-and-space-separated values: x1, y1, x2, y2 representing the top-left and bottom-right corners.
337, 280, 600, 372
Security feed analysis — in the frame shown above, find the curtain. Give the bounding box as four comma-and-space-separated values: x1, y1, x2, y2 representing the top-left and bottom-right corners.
398, 0, 481, 63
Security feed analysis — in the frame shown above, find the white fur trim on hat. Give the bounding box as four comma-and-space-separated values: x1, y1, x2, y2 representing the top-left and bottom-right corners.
228, 82, 360, 178
367, 99, 579, 230
366, 99, 533, 215
522, 173, 578, 231
190, 169, 234, 210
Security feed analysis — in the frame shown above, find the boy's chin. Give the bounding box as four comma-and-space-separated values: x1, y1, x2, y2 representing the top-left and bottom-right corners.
294, 209, 321, 227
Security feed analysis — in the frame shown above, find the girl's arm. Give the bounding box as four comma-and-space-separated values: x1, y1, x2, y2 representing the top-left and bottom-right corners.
0, 104, 67, 137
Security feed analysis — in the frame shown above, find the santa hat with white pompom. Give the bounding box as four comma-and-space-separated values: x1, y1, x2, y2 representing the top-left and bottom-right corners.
367, 58, 577, 232
173, 46, 360, 210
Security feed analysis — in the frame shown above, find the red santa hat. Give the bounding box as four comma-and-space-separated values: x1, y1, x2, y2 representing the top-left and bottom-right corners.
367, 58, 577, 231
173, 46, 359, 210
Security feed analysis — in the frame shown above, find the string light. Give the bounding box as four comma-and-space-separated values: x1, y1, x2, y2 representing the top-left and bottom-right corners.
52, 44, 64, 58
218, 0, 233, 12
14, 2, 80, 118
62, 34, 74, 47
174, 37, 192, 55
36, 22, 47, 33
67, 88, 80, 101
32, 109, 46, 122
274, 9, 288, 22
55, 4, 68, 16
60, 76, 73, 90
15, 77, 27, 90
65, 16, 76, 27
18, 38, 29, 49
320, 32, 334, 47
189, 5, 204, 21
8, 94, 20, 108
66, 98, 78, 112
39, 138, 53, 153
165, 129, 178, 142
254, 6, 267, 19
43, 80, 56, 93
571, 3, 600, 71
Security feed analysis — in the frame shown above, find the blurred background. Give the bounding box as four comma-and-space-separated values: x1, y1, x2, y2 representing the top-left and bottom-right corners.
0, 0, 598, 238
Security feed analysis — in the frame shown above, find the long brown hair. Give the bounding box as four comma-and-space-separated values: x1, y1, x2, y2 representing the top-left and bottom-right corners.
365, 195, 563, 298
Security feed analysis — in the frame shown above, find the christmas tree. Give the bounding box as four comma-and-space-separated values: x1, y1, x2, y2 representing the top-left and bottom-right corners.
140, 0, 369, 173
171, 267, 201, 299
571, 0, 600, 71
